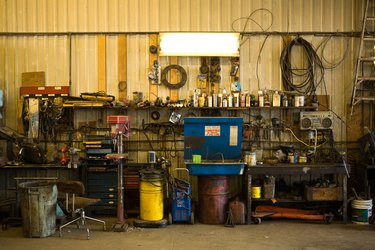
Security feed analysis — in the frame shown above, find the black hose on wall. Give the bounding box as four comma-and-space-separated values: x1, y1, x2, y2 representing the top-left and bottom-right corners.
280, 37, 325, 97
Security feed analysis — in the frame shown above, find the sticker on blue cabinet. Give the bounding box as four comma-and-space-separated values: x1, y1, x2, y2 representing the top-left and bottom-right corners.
230, 126, 238, 146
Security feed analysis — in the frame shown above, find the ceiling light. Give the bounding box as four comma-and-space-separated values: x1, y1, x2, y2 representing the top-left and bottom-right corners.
159, 32, 240, 57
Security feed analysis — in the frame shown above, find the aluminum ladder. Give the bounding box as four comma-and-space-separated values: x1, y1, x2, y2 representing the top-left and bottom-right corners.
351, 0, 375, 114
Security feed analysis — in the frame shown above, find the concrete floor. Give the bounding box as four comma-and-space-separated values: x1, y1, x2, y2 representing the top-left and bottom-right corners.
1, 218, 375, 250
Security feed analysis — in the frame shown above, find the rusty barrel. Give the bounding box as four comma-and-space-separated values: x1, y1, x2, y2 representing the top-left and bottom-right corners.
198, 176, 230, 224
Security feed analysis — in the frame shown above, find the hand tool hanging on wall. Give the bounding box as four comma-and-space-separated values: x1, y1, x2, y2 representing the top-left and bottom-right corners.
230, 57, 240, 77
209, 57, 221, 84
199, 57, 209, 74
148, 60, 161, 85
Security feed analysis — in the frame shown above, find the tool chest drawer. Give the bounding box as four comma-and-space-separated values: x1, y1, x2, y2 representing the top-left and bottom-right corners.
95, 198, 117, 206
86, 170, 117, 214
88, 190, 117, 199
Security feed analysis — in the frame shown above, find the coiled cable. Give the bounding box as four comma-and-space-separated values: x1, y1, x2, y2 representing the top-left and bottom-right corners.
280, 37, 325, 97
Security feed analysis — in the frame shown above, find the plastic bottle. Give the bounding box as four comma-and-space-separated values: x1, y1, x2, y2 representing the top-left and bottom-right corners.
208, 95, 213, 107
222, 95, 228, 107
272, 91, 280, 107
228, 94, 233, 107
258, 91, 264, 107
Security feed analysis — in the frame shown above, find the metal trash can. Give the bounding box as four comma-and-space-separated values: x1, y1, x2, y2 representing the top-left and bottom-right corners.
18, 180, 57, 238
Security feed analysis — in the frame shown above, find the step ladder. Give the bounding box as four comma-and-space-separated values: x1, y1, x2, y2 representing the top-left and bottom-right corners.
351, 0, 375, 114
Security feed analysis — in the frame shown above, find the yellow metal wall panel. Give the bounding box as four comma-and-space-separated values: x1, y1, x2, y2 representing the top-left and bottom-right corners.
117, 0, 129, 31
97, 0, 109, 32
0, 0, 367, 143
107, 0, 118, 31
70, 36, 98, 95
189, 0, 201, 31
0, 1, 4, 32
98, 35, 107, 92
148, 0, 160, 31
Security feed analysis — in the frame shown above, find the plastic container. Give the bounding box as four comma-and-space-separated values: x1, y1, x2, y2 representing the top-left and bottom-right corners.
263, 176, 276, 199
19, 181, 57, 238
229, 199, 246, 225
351, 199, 373, 224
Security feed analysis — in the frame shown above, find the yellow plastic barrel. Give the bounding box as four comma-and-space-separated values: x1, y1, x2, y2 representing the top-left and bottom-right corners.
139, 169, 164, 221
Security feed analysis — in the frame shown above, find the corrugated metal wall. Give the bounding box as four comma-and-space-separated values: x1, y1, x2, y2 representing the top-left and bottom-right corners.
0, 0, 364, 139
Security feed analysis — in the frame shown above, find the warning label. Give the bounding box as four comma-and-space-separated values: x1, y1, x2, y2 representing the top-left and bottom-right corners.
205, 126, 220, 136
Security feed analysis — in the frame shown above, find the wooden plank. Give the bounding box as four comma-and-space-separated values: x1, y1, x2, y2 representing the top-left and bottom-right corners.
149, 34, 158, 102
170, 56, 179, 102
98, 35, 107, 92
118, 35, 127, 102
21, 72, 45, 87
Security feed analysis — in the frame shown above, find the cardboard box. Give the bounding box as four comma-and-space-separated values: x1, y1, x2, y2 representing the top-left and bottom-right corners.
21, 72, 45, 87
305, 186, 343, 201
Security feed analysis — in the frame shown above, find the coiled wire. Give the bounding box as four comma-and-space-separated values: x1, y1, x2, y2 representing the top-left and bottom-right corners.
280, 37, 325, 97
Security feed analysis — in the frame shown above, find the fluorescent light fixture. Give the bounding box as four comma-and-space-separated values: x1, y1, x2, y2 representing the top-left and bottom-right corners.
159, 32, 240, 57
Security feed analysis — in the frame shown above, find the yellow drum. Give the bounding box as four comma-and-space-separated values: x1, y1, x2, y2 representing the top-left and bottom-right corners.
140, 170, 164, 221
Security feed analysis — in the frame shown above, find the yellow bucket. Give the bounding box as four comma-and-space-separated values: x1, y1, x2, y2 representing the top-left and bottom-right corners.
140, 172, 164, 221
251, 186, 261, 198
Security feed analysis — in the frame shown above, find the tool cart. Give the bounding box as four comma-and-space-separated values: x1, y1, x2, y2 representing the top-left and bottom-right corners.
168, 168, 194, 224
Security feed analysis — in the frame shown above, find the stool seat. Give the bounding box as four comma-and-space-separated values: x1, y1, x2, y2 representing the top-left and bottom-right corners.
70, 197, 101, 209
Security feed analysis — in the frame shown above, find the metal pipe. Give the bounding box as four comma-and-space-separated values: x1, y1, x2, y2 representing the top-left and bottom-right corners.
69, 33, 72, 92
0, 31, 360, 37
117, 132, 124, 224
0, 31, 159, 36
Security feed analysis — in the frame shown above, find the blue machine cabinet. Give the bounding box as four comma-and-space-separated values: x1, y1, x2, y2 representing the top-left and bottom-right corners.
184, 117, 245, 175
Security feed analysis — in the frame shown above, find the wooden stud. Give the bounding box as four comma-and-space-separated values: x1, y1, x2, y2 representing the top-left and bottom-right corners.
98, 35, 107, 92
170, 56, 179, 102
118, 35, 127, 102
149, 34, 158, 102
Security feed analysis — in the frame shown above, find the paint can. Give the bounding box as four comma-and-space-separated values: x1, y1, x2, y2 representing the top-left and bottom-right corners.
352, 199, 373, 224
251, 186, 261, 199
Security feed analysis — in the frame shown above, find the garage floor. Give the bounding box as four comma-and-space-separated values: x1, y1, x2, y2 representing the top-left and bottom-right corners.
1, 217, 375, 250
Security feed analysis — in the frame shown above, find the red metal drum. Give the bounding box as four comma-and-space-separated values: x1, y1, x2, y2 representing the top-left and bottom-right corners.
198, 176, 230, 224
